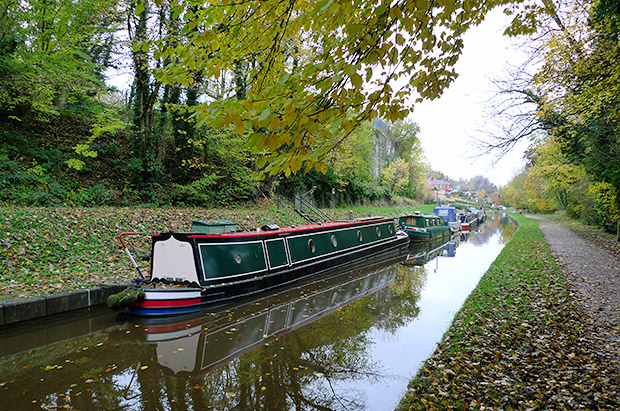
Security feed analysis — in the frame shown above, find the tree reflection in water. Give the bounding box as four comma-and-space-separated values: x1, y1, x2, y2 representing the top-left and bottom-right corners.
111, 251, 426, 410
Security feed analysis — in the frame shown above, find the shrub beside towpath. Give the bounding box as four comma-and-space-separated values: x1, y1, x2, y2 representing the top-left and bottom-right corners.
397, 214, 619, 410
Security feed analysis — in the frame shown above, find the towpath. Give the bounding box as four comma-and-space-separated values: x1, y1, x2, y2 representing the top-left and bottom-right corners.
533, 216, 620, 373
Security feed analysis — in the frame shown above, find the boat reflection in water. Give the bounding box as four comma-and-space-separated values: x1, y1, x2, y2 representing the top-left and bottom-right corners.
126, 251, 408, 377
402, 233, 461, 267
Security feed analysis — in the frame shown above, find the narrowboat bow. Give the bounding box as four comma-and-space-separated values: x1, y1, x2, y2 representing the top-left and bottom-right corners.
109, 217, 409, 316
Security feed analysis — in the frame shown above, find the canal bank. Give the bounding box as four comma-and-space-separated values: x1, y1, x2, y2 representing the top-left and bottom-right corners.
397, 214, 619, 410
0, 213, 513, 409
0, 284, 127, 329
0, 204, 433, 327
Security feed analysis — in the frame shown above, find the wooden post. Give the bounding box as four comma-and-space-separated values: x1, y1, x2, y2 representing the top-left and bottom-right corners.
617, 221, 620, 242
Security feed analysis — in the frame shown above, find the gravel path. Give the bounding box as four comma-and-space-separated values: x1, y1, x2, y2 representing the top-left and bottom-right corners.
534, 216, 620, 372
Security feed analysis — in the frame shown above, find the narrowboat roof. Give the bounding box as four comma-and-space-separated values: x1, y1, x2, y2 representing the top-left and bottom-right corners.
401, 213, 438, 218
155, 217, 394, 239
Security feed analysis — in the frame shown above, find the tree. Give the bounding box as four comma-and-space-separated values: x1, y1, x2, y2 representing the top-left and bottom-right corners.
0, 0, 119, 121
151, 0, 526, 178
391, 119, 422, 159
467, 175, 497, 194
324, 120, 375, 183
488, 0, 620, 220
381, 158, 410, 197
500, 170, 531, 210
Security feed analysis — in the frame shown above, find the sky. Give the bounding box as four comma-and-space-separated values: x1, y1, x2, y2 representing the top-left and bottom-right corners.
410, 9, 530, 187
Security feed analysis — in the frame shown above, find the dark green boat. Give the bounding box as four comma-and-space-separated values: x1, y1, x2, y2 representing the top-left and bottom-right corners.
115, 217, 409, 316
398, 212, 450, 241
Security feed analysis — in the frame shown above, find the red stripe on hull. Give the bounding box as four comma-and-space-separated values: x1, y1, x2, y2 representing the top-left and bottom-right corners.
142, 319, 203, 333
135, 298, 202, 308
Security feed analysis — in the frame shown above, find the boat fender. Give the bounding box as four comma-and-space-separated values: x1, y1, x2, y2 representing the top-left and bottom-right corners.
106, 288, 146, 310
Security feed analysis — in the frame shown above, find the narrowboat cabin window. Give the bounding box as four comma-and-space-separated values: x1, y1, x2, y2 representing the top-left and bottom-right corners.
308, 239, 316, 253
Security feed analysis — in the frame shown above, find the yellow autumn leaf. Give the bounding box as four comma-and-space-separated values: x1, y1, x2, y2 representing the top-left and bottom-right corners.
350, 73, 362, 89
267, 116, 280, 131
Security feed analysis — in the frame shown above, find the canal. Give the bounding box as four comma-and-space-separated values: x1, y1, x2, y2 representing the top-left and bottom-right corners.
0, 213, 516, 410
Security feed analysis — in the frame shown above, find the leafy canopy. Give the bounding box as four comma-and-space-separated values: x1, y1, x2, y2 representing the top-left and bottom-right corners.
0, 0, 118, 120
150, 0, 516, 178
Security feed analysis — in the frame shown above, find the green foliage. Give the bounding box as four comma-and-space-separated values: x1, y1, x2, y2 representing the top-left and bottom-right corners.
381, 158, 410, 197
391, 119, 422, 159
324, 120, 375, 183
589, 181, 620, 232
170, 166, 259, 207
153, 0, 526, 178
510, 1, 620, 224
0, 0, 119, 122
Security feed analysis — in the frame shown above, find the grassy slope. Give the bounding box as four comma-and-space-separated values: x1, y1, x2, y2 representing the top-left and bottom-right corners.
0, 202, 435, 300
397, 214, 618, 410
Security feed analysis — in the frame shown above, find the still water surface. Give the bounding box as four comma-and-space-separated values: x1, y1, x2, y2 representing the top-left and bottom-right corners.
0, 213, 516, 410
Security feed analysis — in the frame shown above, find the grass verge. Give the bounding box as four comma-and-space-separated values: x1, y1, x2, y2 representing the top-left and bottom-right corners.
0, 202, 434, 300
397, 214, 619, 410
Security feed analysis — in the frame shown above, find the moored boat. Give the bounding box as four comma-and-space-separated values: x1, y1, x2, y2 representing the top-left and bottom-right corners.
459, 209, 477, 232
109, 217, 409, 316
459, 207, 486, 232
398, 211, 450, 241
433, 206, 461, 233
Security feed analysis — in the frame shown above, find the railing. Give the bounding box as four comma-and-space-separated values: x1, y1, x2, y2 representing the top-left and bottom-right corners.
292, 188, 331, 223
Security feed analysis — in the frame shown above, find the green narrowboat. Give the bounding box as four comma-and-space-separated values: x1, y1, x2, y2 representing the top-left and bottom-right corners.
398, 211, 450, 241
111, 217, 409, 316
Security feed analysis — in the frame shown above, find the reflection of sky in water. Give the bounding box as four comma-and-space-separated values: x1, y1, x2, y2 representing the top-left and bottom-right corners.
344, 215, 512, 410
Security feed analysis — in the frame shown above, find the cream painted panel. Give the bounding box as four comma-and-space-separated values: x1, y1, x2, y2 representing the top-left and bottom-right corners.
152, 236, 199, 283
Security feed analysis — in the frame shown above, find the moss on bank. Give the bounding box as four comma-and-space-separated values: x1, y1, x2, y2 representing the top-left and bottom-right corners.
397, 214, 619, 410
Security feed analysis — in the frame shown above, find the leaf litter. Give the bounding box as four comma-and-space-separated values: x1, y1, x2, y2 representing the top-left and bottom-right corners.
398, 215, 619, 410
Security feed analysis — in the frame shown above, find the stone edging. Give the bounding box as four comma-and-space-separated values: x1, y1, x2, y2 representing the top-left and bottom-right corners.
0, 284, 129, 329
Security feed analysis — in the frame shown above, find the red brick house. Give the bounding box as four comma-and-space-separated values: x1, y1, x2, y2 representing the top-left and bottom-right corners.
425, 178, 452, 194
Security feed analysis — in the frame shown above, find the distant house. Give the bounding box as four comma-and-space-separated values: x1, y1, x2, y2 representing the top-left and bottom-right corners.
462, 190, 477, 198
426, 178, 452, 194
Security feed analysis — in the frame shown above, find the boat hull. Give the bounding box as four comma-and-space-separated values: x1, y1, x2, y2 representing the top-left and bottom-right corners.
124, 253, 406, 377
403, 226, 450, 241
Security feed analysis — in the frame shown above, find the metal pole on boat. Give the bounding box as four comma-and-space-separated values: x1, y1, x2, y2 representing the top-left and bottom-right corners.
119, 232, 145, 282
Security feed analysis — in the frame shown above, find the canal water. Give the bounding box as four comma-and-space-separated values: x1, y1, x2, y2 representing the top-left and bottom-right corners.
0, 213, 516, 410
